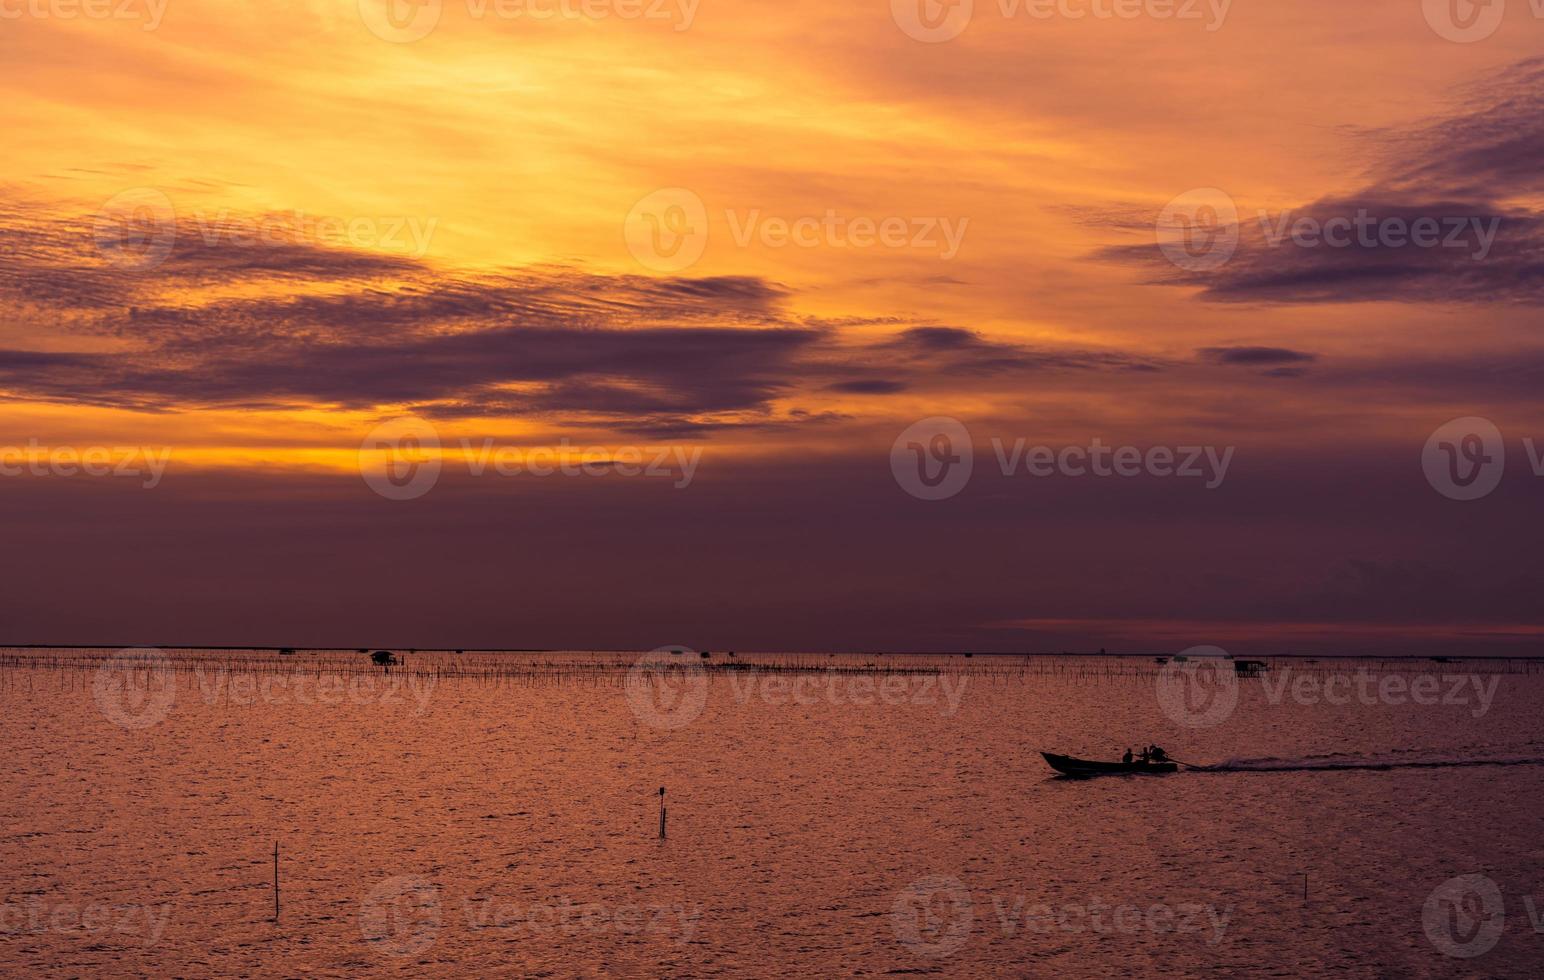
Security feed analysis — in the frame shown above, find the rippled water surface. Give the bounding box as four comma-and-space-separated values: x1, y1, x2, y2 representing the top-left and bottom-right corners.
3, 649, 1543, 976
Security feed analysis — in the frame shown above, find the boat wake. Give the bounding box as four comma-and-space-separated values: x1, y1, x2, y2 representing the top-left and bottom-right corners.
1187, 752, 1544, 773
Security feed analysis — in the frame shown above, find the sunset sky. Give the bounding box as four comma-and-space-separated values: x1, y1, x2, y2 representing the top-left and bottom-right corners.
3, 1, 1542, 653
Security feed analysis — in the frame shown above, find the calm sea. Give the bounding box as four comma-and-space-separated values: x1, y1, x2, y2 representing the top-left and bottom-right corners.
2, 649, 1542, 976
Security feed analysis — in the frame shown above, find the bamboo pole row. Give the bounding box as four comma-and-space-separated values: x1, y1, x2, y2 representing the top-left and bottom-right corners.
0, 647, 1538, 688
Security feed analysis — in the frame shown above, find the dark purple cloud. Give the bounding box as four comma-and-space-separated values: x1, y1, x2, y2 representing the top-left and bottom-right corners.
878, 326, 1160, 374
828, 379, 909, 394
1198, 347, 1318, 366
1373, 58, 1544, 200
0, 202, 1155, 427
1198, 346, 1318, 378
1099, 59, 1544, 305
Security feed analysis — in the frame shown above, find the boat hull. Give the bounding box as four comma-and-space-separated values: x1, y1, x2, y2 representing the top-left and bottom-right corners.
1042, 752, 1178, 777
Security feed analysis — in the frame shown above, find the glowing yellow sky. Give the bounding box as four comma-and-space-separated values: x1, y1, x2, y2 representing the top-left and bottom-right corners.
4, 1, 1542, 464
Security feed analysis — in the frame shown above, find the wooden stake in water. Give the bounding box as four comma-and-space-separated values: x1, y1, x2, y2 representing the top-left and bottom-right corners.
273, 841, 280, 922
658, 787, 666, 839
